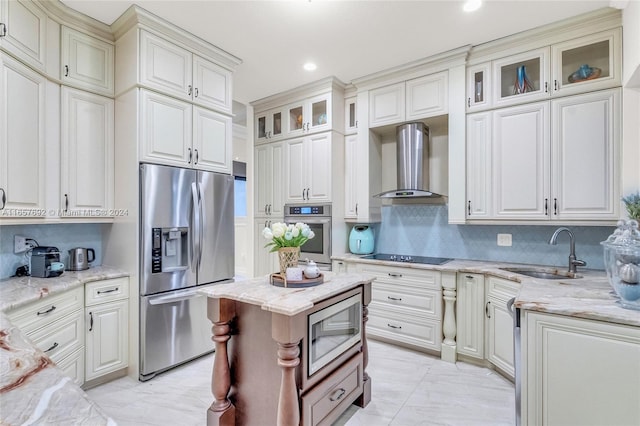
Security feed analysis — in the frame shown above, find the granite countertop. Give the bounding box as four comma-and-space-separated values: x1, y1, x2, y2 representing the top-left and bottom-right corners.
0, 265, 128, 425
198, 272, 374, 316
332, 254, 640, 328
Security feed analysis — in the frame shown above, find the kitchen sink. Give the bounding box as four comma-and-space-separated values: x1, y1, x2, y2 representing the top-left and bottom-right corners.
499, 267, 581, 280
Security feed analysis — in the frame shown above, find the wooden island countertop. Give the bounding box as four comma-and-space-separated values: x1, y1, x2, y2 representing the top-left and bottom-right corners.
198, 272, 374, 426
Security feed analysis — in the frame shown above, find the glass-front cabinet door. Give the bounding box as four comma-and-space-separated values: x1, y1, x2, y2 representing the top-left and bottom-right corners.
466, 62, 491, 112
493, 47, 550, 108
286, 93, 331, 137
344, 96, 357, 134
255, 108, 284, 143
551, 28, 621, 97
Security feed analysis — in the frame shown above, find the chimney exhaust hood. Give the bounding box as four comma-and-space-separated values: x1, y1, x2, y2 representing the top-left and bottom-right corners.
375, 122, 442, 199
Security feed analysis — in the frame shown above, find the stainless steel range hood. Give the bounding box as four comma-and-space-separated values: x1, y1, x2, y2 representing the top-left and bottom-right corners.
375, 122, 441, 198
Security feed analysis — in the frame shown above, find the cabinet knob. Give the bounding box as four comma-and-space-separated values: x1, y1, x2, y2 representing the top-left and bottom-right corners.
188, 148, 192, 164
465, 275, 474, 279
44, 342, 59, 353
64, 194, 69, 212
64, 65, 69, 77
194, 88, 199, 98
554, 80, 558, 91
0, 23, 7, 37
544, 82, 549, 93
467, 200, 471, 216
388, 273, 402, 278
188, 85, 192, 96
387, 323, 402, 329
485, 301, 491, 318
387, 296, 402, 301
89, 311, 94, 331
194, 149, 199, 164
0, 187, 5, 210
554, 198, 558, 215
544, 198, 549, 215
37, 305, 57, 316
468, 97, 471, 107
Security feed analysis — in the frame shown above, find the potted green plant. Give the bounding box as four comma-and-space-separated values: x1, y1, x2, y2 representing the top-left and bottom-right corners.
622, 192, 640, 220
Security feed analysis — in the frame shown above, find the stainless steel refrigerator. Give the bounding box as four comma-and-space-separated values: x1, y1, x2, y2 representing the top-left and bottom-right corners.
139, 163, 234, 381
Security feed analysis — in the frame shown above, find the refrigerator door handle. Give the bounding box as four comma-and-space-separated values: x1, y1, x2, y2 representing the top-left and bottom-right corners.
191, 182, 201, 271
197, 182, 204, 267
148, 290, 204, 305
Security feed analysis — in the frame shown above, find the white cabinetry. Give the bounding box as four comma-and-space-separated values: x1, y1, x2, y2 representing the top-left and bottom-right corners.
61, 26, 114, 96
0, 0, 47, 72
140, 89, 231, 173
466, 28, 621, 112
254, 218, 279, 277
6, 286, 85, 385
255, 107, 284, 143
467, 89, 620, 222
357, 263, 442, 352
493, 102, 549, 220
0, 54, 46, 217
84, 278, 129, 382
285, 132, 332, 203
344, 96, 357, 134
254, 141, 284, 217
522, 312, 640, 426
456, 273, 485, 360
139, 30, 232, 113
344, 134, 358, 219
368, 72, 448, 127
285, 93, 332, 138
60, 87, 114, 216
485, 277, 519, 378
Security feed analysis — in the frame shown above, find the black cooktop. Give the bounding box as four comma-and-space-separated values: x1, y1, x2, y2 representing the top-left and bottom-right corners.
361, 253, 452, 265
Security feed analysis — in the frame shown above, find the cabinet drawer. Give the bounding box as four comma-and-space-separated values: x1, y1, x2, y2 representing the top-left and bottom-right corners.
372, 282, 441, 319
55, 347, 85, 386
6, 286, 84, 334
487, 276, 520, 300
368, 307, 442, 351
85, 277, 129, 306
29, 310, 84, 363
301, 353, 363, 426
358, 264, 441, 290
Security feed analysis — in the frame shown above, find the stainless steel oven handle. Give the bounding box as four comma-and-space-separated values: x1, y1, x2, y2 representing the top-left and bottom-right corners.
148, 290, 204, 305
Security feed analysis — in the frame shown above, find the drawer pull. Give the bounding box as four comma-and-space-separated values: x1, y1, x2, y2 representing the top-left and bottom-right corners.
89, 311, 94, 332
388, 273, 402, 278
387, 296, 402, 301
387, 323, 402, 329
465, 275, 474, 279
44, 342, 59, 353
37, 305, 56, 316
329, 388, 346, 402
485, 301, 491, 319
97, 287, 119, 295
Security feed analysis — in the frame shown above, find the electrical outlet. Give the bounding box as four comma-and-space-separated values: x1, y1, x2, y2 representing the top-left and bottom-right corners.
497, 233, 512, 247
14, 235, 30, 253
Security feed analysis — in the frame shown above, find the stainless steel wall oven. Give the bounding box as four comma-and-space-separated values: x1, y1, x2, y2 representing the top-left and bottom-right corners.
284, 203, 332, 267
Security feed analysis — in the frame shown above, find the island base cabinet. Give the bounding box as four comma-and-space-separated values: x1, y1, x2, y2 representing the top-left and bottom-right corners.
522, 312, 640, 426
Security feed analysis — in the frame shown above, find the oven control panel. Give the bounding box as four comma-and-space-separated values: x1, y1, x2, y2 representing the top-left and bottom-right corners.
285, 204, 331, 216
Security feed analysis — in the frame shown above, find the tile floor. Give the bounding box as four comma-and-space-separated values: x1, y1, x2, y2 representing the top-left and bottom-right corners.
87, 340, 515, 426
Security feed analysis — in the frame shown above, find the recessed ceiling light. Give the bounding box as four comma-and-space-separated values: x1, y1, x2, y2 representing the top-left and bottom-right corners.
463, 0, 482, 12
303, 62, 317, 71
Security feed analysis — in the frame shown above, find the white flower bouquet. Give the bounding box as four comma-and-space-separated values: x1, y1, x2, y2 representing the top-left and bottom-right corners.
262, 222, 315, 252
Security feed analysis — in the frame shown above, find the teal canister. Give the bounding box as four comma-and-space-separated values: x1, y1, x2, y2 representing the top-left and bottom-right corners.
349, 225, 375, 255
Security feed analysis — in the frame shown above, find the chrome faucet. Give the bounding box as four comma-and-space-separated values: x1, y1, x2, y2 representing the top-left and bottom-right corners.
549, 227, 586, 274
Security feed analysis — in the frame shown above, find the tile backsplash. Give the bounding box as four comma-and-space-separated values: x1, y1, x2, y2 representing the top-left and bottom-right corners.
372, 205, 614, 270
0, 224, 106, 279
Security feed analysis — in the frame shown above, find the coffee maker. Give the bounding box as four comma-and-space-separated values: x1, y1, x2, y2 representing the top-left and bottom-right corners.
31, 247, 64, 278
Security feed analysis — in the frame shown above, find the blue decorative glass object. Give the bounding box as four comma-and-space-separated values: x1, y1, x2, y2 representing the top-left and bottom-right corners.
513, 65, 534, 95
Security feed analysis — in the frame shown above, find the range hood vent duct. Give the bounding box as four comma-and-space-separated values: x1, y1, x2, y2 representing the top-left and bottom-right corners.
375, 122, 441, 198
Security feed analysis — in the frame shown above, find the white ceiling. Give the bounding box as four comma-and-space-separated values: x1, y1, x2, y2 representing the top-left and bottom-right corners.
60, 0, 613, 104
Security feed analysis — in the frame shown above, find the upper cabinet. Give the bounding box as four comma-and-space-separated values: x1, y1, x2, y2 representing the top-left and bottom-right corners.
369, 71, 448, 127
255, 107, 284, 143
0, 54, 47, 218
344, 96, 357, 134
139, 30, 232, 114
0, 0, 47, 72
285, 93, 332, 138
466, 28, 621, 112
61, 26, 114, 96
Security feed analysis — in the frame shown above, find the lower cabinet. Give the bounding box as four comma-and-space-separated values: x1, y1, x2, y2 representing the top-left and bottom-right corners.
356, 263, 442, 352
485, 277, 520, 378
522, 311, 640, 426
456, 273, 485, 359
5, 277, 129, 387
6, 286, 85, 384
84, 277, 129, 382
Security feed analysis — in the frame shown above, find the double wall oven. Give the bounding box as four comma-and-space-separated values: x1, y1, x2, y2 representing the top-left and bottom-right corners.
284, 203, 332, 268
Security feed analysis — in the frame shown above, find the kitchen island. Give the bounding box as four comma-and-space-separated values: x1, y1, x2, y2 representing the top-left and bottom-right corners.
198, 272, 374, 426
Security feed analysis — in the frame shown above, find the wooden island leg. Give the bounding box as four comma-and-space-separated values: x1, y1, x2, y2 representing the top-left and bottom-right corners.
207, 298, 236, 426
276, 341, 301, 426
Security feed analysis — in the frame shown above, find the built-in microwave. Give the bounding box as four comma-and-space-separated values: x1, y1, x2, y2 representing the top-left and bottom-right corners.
284, 203, 332, 266
307, 293, 361, 376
